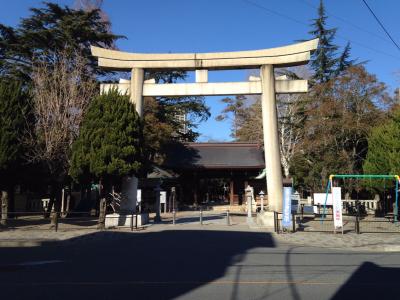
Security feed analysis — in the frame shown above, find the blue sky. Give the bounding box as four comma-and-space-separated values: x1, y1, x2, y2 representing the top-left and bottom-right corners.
2, 0, 400, 141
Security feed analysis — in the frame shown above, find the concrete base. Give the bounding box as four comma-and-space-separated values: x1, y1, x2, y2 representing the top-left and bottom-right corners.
105, 213, 149, 229
247, 217, 255, 226
256, 211, 275, 228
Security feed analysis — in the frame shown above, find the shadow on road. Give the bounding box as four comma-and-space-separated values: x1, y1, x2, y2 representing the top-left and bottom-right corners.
0, 229, 275, 299
331, 261, 400, 299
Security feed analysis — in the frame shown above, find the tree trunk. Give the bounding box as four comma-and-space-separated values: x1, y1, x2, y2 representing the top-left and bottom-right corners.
98, 197, 106, 230
45, 184, 56, 218
97, 179, 106, 229
1, 190, 8, 225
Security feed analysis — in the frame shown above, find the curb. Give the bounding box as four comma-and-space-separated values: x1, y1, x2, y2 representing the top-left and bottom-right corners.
273, 235, 400, 252
0, 239, 55, 247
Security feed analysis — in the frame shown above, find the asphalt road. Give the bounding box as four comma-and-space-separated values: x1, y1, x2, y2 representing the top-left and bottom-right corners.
0, 229, 399, 300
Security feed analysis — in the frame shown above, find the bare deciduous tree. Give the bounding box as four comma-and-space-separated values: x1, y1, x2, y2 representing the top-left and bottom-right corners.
27, 51, 97, 213
277, 93, 304, 178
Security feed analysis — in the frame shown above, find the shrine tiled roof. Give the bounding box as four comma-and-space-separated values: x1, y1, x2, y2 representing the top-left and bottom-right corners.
163, 142, 265, 170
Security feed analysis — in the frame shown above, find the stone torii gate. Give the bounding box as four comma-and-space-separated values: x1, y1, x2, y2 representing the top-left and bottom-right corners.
91, 38, 318, 213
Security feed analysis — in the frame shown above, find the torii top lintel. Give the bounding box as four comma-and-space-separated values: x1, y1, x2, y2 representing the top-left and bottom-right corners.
91, 39, 318, 71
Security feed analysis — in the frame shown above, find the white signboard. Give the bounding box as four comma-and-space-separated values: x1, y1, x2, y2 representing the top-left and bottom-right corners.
313, 193, 332, 205
137, 189, 142, 203
160, 191, 167, 204
332, 187, 343, 229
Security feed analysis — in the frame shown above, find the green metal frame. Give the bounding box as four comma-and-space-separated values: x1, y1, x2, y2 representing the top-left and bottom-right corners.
322, 174, 400, 223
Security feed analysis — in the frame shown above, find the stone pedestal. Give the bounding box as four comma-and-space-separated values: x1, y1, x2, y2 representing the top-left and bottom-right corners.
105, 213, 149, 228
256, 211, 275, 228
120, 176, 138, 214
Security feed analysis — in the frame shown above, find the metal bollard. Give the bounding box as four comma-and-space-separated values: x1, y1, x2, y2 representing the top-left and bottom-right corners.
292, 213, 296, 233
135, 212, 138, 230
130, 213, 134, 231
355, 214, 360, 234
226, 210, 230, 226
200, 208, 203, 225
173, 209, 176, 225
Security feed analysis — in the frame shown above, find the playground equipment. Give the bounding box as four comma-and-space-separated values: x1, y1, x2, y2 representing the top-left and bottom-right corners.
322, 174, 400, 223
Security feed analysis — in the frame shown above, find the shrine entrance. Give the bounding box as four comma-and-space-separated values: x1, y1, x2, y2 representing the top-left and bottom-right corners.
91, 38, 318, 212
162, 142, 266, 207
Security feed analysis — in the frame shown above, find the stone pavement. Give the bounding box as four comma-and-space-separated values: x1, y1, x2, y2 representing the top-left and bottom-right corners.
2, 212, 400, 252
272, 231, 400, 252
0, 229, 119, 247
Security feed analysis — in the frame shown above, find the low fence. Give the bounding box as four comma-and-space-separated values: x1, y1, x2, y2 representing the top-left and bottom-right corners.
169, 209, 231, 226
274, 211, 400, 234
0, 208, 234, 232
0, 211, 143, 232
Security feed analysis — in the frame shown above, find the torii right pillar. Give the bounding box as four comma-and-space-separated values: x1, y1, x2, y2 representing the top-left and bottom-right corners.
261, 64, 283, 212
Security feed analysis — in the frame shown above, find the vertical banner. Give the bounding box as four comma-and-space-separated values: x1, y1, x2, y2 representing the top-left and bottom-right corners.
332, 187, 343, 229
282, 187, 292, 229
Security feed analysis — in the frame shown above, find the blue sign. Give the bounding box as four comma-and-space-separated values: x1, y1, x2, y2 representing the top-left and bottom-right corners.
282, 187, 292, 229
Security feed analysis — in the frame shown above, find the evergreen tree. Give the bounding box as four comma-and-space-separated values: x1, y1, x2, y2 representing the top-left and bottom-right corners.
335, 42, 356, 76
364, 111, 400, 176
215, 95, 249, 139
0, 2, 122, 81
308, 0, 339, 83
70, 89, 143, 194
143, 71, 210, 164
0, 79, 29, 223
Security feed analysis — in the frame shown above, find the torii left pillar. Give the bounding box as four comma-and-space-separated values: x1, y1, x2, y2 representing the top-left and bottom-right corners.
120, 68, 144, 213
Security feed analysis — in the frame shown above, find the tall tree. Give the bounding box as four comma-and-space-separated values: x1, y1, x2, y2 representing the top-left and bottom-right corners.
70, 89, 143, 197
291, 66, 389, 192
142, 70, 210, 165
363, 111, 400, 176
142, 94, 210, 165
27, 51, 97, 213
216, 95, 249, 139
277, 93, 305, 178
335, 42, 356, 76
308, 0, 339, 83
235, 97, 263, 143
0, 80, 29, 224
0, 2, 122, 81
220, 93, 305, 178
73, 0, 115, 48
308, 0, 355, 83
